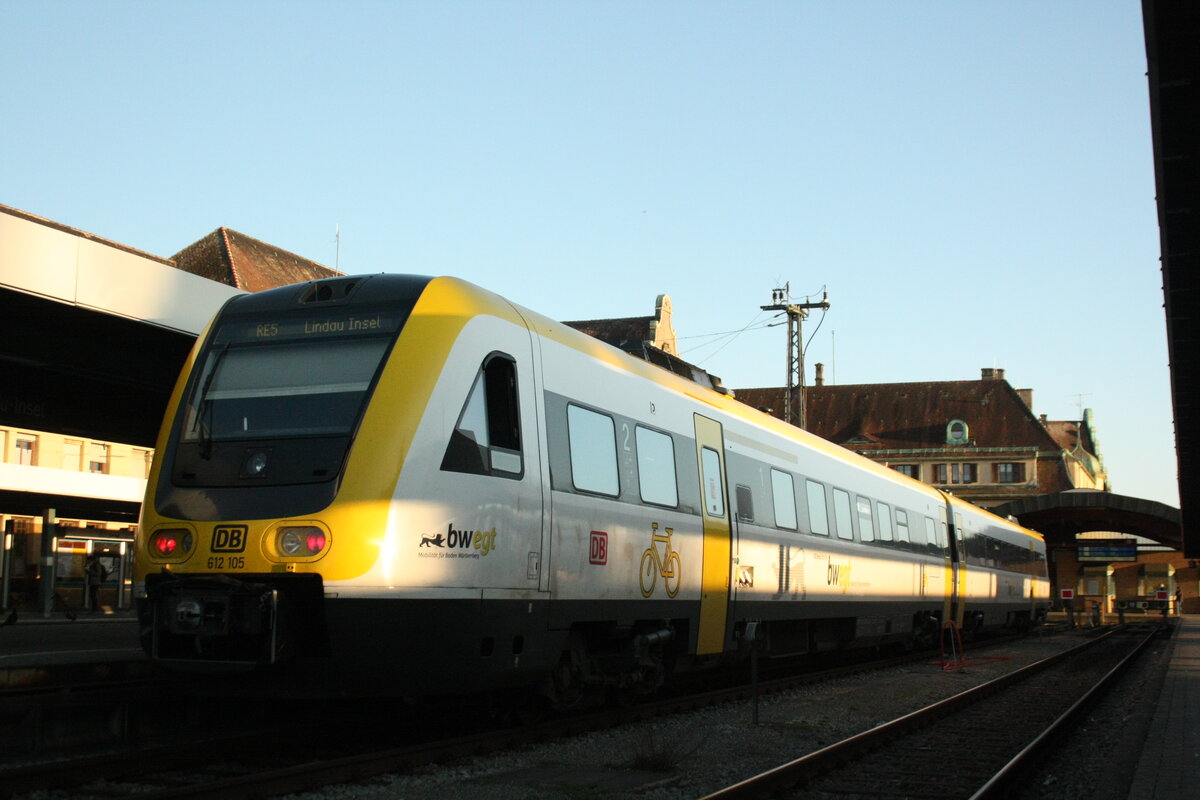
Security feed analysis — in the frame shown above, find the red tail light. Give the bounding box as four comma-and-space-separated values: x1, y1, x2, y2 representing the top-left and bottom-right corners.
150, 529, 193, 558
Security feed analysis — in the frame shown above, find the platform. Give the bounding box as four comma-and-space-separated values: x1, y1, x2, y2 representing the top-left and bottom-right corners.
0, 608, 145, 689
1128, 613, 1199, 799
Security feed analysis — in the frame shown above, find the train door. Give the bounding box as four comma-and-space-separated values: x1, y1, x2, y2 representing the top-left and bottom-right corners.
519, 316, 552, 594
434, 318, 544, 592
944, 505, 967, 629
694, 414, 731, 656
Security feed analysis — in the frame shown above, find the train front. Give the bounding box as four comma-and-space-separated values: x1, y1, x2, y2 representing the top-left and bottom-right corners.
134, 274, 433, 676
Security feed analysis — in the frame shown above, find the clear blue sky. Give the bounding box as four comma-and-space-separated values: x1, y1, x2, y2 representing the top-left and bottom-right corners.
1, 1, 1177, 506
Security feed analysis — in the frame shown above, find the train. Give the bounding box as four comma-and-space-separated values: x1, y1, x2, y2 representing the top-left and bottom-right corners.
134, 274, 1049, 702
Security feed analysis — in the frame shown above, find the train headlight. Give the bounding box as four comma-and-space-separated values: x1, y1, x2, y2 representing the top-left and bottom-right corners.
149, 528, 194, 559
277, 526, 327, 557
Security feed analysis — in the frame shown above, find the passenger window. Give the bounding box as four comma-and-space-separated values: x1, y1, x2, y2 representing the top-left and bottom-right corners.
771, 469, 798, 531
895, 509, 910, 543
877, 502, 894, 542
924, 517, 938, 554
833, 488, 853, 541
700, 447, 725, 516
856, 496, 875, 542
735, 484, 754, 522
567, 404, 619, 496
635, 426, 678, 507
441, 354, 522, 478
806, 479, 829, 536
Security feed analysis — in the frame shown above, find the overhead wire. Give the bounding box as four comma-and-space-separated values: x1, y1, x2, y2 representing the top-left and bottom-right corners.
679, 310, 778, 366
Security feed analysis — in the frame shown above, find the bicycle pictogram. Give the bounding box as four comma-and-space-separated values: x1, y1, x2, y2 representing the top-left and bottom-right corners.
639, 522, 681, 598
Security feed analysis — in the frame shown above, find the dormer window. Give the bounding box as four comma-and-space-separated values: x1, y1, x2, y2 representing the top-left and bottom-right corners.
946, 419, 969, 446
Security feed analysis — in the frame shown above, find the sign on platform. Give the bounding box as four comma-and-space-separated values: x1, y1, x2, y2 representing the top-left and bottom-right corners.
1060, 588, 1075, 600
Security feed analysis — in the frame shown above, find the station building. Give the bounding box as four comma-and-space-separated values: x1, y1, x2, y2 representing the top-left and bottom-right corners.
736, 369, 1109, 509
0, 204, 337, 610
736, 373, 1189, 615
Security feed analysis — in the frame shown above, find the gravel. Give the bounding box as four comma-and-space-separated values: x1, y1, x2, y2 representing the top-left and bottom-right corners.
283, 627, 1171, 800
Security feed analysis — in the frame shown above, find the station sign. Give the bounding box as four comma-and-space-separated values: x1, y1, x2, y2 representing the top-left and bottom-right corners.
1060, 588, 1075, 600
1077, 539, 1138, 562
1156, 590, 1169, 601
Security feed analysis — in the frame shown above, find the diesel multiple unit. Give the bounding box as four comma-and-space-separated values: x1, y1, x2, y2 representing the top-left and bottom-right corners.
135, 274, 1049, 701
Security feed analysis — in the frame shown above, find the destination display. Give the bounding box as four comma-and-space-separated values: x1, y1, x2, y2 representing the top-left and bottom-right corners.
219, 310, 400, 344
1077, 539, 1138, 562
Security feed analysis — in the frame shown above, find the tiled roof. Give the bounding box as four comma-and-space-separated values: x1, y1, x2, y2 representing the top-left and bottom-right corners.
1045, 420, 1083, 452
563, 315, 656, 349
171, 228, 342, 292
735, 380, 1063, 452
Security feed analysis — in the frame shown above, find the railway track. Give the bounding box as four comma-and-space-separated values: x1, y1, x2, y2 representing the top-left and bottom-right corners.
2, 633, 1035, 799
698, 625, 1164, 800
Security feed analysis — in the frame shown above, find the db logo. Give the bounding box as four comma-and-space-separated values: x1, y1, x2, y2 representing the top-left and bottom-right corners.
589, 531, 608, 565
212, 525, 248, 553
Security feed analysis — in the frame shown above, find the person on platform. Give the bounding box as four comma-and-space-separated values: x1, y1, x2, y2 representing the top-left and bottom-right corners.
85, 554, 107, 613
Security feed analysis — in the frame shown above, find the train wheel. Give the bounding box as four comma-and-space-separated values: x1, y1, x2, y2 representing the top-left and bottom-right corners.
639, 549, 657, 596
664, 552, 681, 598
546, 633, 590, 712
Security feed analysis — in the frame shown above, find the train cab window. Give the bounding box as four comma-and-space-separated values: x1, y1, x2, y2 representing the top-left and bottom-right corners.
832, 489, 854, 541
635, 425, 678, 507
442, 354, 523, 478
735, 484, 755, 523
877, 502, 894, 543
805, 479, 829, 536
856, 496, 875, 542
567, 404, 619, 496
771, 469, 798, 531
895, 508, 910, 544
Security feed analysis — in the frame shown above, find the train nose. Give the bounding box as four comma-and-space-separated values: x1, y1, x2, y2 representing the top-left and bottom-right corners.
174, 598, 204, 630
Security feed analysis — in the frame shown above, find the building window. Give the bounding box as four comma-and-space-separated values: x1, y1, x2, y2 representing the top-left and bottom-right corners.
995, 462, 1026, 483
892, 464, 919, 479
63, 440, 83, 471
134, 448, 154, 479
16, 436, 36, 466
935, 463, 977, 484
946, 419, 969, 445
88, 443, 109, 474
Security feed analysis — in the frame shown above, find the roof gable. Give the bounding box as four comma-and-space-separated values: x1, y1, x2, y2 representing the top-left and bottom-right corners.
171, 228, 342, 291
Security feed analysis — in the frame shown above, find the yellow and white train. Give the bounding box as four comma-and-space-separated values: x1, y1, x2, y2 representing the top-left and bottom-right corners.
135, 274, 1049, 700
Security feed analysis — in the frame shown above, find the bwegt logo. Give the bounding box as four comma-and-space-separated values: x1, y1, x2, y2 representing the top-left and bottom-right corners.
419, 524, 498, 556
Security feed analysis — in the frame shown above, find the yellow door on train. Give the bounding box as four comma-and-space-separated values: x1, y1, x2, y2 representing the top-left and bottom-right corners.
694, 414, 731, 655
